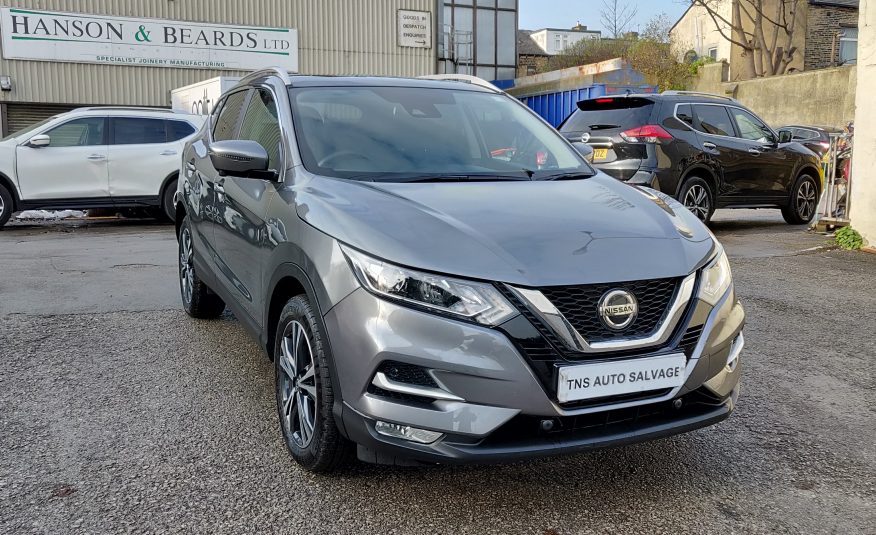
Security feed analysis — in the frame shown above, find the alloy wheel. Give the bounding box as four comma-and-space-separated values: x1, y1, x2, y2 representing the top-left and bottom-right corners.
796, 179, 817, 221
683, 184, 711, 221
0, 194, 5, 220
179, 228, 194, 305
278, 320, 318, 448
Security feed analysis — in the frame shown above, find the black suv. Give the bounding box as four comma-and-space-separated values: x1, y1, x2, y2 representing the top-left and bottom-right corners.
559, 91, 822, 224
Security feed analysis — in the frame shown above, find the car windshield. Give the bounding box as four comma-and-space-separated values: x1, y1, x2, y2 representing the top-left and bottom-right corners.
288, 86, 592, 181
1, 116, 58, 142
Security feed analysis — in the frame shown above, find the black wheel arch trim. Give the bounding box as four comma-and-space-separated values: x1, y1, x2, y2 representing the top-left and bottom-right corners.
263, 261, 351, 440
0, 171, 21, 211
675, 164, 720, 199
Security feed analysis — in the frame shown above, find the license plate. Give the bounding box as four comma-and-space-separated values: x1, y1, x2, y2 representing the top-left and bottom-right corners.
593, 148, 609, 160
557, 354, 687, 403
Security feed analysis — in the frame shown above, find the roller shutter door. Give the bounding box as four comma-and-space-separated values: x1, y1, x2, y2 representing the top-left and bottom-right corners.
5, 103, 79, 136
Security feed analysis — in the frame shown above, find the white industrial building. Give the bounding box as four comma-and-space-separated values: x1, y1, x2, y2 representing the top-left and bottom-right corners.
528, 25, 602, 55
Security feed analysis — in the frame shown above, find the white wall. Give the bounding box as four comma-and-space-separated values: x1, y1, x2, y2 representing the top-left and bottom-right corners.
850, 0, 876, 245
530, 29, 600, 55
670, 0, 733, 63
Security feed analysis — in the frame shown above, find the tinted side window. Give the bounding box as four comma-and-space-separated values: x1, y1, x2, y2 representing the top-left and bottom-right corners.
728, 107, 775, 143
676, 104, 694, 127
692, 105, 734, 137
213, 90, 249, 141
239, 88, 282, 169
45, 117, 106, 147
167, 120, 196, 142
793, 128, 818, 141
112, 118, 166, 145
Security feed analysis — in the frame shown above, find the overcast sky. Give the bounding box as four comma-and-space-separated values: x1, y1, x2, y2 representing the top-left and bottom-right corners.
518, 0, 689, 33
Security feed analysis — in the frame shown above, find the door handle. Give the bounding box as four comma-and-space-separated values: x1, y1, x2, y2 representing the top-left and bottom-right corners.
160, 150, 178, 156
87, 154, 106, 161
702, 142, 717, 150
748, 148, 762, 155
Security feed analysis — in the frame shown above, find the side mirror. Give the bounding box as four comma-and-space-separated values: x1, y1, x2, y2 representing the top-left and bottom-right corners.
777, 130, 793, 144
208, 140, 273, 178
572, 141, 595, 162
27, 134, 50, 148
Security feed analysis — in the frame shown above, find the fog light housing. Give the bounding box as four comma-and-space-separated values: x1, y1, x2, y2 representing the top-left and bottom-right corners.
375, 421, 443, 444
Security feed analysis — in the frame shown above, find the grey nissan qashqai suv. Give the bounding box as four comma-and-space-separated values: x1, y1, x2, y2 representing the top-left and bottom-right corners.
174, 69, 745, 472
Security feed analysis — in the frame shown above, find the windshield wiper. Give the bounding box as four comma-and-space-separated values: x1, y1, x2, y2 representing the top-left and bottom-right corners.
339, 171, 534, 183
589, 124, 621, 130
536, 171, 596, 181
394, 173, 532, 183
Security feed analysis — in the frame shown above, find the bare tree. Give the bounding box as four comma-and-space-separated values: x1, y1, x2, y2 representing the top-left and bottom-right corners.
601, 0, 639, 39
690, 0, 803, 78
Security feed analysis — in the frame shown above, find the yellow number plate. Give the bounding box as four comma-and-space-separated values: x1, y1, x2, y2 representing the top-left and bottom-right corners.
593, 148, 609, 160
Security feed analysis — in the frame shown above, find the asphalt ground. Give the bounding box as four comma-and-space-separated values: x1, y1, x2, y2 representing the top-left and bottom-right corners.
1, 210, 874, 534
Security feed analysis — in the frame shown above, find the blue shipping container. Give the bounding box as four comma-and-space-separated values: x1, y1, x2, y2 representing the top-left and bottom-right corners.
521, 84, 658, 128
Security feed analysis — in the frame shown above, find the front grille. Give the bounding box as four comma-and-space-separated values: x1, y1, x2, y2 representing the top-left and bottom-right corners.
539, 277, 680, 343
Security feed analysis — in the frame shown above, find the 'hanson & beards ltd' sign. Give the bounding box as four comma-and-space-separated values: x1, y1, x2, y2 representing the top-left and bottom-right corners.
0, 8, 298, 71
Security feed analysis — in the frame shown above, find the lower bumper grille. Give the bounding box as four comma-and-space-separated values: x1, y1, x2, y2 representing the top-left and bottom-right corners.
481, 387, 729, 446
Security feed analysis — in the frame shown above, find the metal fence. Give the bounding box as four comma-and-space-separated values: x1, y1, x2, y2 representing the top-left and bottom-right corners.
814, 133, 853, 226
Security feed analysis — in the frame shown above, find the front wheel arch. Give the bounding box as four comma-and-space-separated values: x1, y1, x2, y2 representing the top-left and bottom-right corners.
264, 264, 349, 440
0, 172, 20, 212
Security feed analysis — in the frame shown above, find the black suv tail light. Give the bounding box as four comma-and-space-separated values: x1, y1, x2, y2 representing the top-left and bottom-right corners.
620, 125, 673, 144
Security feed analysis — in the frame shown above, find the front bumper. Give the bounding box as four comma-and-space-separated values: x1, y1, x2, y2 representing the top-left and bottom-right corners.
322, 282, 744, 464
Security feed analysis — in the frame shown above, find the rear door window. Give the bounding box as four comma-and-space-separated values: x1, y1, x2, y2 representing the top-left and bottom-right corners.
692, 105, 735, 137
167, 120, 196, 142
561, 97, 654, 133
111, 118, 167, 145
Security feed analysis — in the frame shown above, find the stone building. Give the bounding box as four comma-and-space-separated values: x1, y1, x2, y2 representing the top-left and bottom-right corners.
804, 0, 860, 70
670, 0, 859, 80
517, 29, 550, 76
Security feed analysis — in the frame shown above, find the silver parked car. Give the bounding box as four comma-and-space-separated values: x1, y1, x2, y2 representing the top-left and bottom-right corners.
175, 69, 745, 472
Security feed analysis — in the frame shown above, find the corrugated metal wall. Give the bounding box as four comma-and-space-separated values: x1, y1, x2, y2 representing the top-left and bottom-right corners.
0, 0, 437, 106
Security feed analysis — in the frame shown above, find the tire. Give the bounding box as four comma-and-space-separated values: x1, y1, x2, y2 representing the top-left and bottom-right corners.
782, 174, 819, 225
162, 178, 178, 222
178, 217, 225, 319
275, 295, 353, 473
678, 177, 715, 223
0, 183, 13, 228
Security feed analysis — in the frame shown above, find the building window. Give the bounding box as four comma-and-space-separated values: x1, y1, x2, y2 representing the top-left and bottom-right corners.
708, 47, 718, 60
839, 27, 858, 65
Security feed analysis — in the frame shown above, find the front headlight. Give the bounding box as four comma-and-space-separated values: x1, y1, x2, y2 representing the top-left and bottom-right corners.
698, 248, 732, 305
341, 245, 517, 326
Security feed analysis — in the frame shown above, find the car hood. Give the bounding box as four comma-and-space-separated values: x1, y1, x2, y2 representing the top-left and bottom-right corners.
292, 172, 715, 287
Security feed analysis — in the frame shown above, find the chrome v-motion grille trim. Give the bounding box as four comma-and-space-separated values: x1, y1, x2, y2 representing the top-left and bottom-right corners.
506, 272, 697, 354
371, 372, 465, 402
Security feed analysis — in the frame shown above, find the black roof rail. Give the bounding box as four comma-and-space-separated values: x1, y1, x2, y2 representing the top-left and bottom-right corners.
661, 90, 737, 102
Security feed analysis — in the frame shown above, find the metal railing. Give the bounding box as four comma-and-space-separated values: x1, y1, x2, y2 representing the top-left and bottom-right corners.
814, 133, 852, 226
